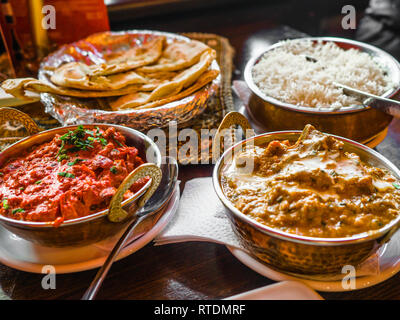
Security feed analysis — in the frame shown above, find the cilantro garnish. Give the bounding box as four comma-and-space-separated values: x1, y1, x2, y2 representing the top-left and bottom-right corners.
56, 126, 109, 161
12, 208, 25, 214
58, 172, 75, 178
68, 158, 84, 166
110, 166, 118, 174
393, 182, 400, 190
2, 199, 8, 210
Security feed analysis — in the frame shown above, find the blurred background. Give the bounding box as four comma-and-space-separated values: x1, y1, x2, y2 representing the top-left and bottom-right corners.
3, 0, 400, 78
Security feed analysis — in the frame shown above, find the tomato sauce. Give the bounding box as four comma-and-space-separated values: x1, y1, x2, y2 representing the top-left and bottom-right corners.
0, 126, 149, 225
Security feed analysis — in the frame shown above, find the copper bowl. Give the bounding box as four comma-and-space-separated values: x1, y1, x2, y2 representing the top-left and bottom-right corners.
0, 123, 162, 247
244, 37, 400, 145
212, 112, 400, 276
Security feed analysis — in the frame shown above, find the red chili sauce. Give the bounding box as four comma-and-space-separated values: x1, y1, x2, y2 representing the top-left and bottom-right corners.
0, 126, 149, 226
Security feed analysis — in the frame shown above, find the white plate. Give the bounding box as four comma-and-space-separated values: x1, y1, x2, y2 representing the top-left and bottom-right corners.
225, 281, 323, 300
228, 230, 400, 292
0, 186, 179, 274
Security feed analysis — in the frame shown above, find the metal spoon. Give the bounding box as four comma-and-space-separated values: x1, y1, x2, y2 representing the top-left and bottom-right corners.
82, 156, 179, 300
333, 82, 400, 118
301, 55, 400, 117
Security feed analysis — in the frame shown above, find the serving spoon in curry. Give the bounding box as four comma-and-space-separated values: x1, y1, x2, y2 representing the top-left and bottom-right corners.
82, 156, 179, 300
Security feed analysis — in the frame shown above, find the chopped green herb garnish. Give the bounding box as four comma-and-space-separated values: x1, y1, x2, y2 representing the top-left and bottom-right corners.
99, 138, 107, 146
68, 158, 84, 166
0, 172, 3, 176
393, 183, 400, 190
19, 187, 24, 191
110, 166, 118, 174
56, 126, 106, 161
58, 172, 75, 178
57, 154, 69, 162
85, 130, 94, 136
56, 140, 66, 160
35, 180, 42, 184
12, 208, 25, 214
112, 136, 124, 147
2, 199, 8, 210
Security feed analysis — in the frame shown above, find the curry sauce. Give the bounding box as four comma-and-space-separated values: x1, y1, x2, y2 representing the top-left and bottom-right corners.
0, 126, 148, 225
222, 125, 400, 238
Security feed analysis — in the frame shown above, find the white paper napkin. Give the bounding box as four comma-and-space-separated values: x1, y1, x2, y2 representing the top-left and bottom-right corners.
155, 177, 381, 277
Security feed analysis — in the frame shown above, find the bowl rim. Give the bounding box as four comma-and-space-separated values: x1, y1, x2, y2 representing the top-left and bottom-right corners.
213, 129, 400, 246
244, 36, 400, 115
0, 123, 162, 228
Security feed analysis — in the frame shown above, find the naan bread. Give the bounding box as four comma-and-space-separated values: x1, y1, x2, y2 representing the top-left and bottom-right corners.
51, 62, 148, 91
1, 77, 157, 99
108, 49, 215, 109
148, 49, 216, 101
2, 35, 218, 111
110, 69, 219, 110
136, 39, 209, 73
91, 36, 165, 76
50, 36, 165, 86
138, 71, 178, 81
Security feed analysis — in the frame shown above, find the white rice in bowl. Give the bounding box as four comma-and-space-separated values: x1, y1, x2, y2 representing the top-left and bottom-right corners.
252, 39, 394, 110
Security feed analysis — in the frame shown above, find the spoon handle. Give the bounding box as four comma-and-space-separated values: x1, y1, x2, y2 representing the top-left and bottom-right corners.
81, 215, 145, 300
334, 82, 400, 118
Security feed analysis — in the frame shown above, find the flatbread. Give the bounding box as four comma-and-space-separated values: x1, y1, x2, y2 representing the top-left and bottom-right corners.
108, 49, 215, 109
1, 35, 217, 110
138, 71, 178, 81
148, 49, 216, 101
110, 69, 219, 110
136, 39, 209, 73
50, 36, 165, 84
1, 77, 157, 99
91, 36, 165, 76
51, 62, 149, 91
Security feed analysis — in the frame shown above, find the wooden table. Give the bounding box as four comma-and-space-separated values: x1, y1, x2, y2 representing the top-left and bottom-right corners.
3, 0, 400, 300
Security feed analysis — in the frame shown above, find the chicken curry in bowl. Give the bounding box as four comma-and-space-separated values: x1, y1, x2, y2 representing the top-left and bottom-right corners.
221, 125, 400, 238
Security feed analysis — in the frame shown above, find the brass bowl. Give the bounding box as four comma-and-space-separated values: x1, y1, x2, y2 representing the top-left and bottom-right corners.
212, 112, 400, 275
0, 123, 162, 247
244, 37, 400, 144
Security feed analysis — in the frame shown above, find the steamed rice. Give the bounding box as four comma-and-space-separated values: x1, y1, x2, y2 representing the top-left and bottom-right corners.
252, 39, 394, 110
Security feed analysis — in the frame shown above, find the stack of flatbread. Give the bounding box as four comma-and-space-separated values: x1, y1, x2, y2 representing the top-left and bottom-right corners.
1, 35, 219, 111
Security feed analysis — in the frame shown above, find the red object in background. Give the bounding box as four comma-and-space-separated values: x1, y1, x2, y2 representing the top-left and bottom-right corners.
10, 0, 109, 49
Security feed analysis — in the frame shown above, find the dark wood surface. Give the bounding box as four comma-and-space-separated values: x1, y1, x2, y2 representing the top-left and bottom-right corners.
3, 0, 400, 300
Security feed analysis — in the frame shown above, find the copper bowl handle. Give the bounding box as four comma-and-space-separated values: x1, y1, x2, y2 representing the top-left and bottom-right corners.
0, 107, 41, 136
212, 111, 255, 160
108, 163, 162, 223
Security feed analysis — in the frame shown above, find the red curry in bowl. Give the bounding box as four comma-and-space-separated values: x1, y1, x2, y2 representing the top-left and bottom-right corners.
0, 125, 149, 226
